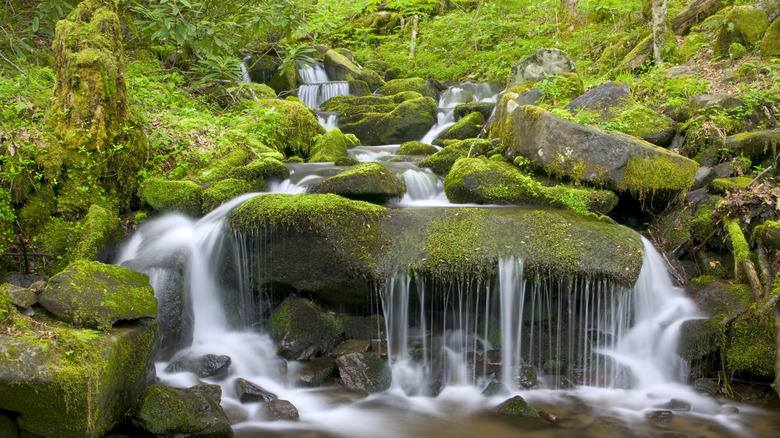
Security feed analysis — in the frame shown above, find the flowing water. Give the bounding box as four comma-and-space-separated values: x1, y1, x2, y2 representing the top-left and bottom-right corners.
297, 62, 350, 111
420, 82, 501, 144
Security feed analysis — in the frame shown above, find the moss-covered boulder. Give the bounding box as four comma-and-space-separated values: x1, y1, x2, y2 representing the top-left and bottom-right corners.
507, 48, 575, 88
419, 138, 494, 174
491, 103, 698, 198
269, 296, 343, 361
714, 6, 769, 59
258, 98, 325, 158
313, 162, 406, 204
309, 127, 350, 162
444, 158, 618, 214
494, 395, 540, 417
436, 111, 486, 143
323, 50, 385, 91
0, 316, 157, 438
141, 178, 203, 216
761, 18, 780, 58
39, 260, 157, 330
724, 129, 780, 158
130, 384, 232, 437
615, 29, 678, 72
228, 156, 288, 183
454, 101, 496, 122
202, 178, 253, 214
228, 194, 644, 297
565, 81, 675, 146
322, 93, 437, 145
336, 352, 392, 393
377, 77, 438, 99
69, 204, 121, 262
398, 141, 438, 156
671, 0, 730, 35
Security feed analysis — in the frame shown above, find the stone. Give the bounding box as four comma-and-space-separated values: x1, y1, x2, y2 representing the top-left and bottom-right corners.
725, 129, 780, 158
654, 398, 692, 411
342, 315, 386, 340
258, 99, 325, 158
645, 410, 673, 425
141, 178, 203, 216
490, 103, 698, 197
689, 94, 744, 113
672, 0, 730, 35
419, 138, 494, 174
761, 18, 780, 58
269, 296, 342, 361
68, 204, 121, 262
493, 395, 539, 417
165, 354, 232, 379
714, 6, 769, 59
692, 377, 721, 396
313, 162, 406, 204
443, 158, 618, 215
0, 320, 157, 438
228, 156, 289, 182
263, 399, 299, 421
336, 352, 392, 393
507, 48, 575, 88
718, 405, 740, 415
195, 383, 222, 404
377, 77, 438, 99
131, 384, 233, 437
436, 111, 485, 142
294, 357, 338, 388
0, 283, 36, 308
309, 127, 350, 163
324, 50, 385, 91
482, 379, 511, 397
39, 260, 157, 330
454, 102, 495, 122
565, 81, 632, 119
333, 339, 372, 357
202, 178, 253, 214
398, 141, 438, 156
235, 378, 277, 404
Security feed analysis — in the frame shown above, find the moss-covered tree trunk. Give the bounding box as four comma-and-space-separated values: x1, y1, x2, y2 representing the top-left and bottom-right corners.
652, 0, 668, 67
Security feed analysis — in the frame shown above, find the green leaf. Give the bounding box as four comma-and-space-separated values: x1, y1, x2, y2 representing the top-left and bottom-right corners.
32, 17, 40, 33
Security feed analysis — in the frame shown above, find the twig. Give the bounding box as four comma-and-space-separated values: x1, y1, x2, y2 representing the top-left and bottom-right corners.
0, 51, 28, 77
693, 228, 718, 253
745, 165, 773, 189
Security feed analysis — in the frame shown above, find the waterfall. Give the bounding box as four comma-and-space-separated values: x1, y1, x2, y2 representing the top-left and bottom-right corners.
297, 62, 350, 110
419, 82, 501, 144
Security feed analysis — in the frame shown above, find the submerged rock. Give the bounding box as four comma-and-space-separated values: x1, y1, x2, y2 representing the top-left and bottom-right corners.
235, 378, 277, 403
294, 357, 338, 387
165, 354, 232, 379
482, 379, 511, 397
313, 162, 407, 204
493, 395, 539, 417
336, 352, 392, 393
263, 399, 300, 421
131, 384, 233, 437
40, 260, 157, 330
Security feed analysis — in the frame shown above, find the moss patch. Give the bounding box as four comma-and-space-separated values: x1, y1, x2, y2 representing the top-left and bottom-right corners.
140, 178, 203, 216
398, 141, 438, 156
314, 162, 406, 204
69, 204, 121, 262
258, 99, 325, 158
618, 151, 698, 196
419, 138, 494, 174
202, 178, 253, 214
309, 127, 349, 163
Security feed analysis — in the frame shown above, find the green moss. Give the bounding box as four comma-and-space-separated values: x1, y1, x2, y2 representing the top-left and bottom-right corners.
725, 218, 750, 264
377, 77, 436, 98
0, 285, 17, 325
140, 178, 203, 216
69, 204, 121, 262
419, 138, 494, 174
315, 162, 407, 204
709, 177, 753, 195
258, 99, 325, 158
198, 140, 251, 182
618, 152, 698, 196
692, 196, 723, 242
507, 80, 536, 95
228, 156, 289, 183
437, 111, 485, 141
268, 296, 343, 360
714, 6, 769, 59
726, 310, 775, 377
398, 141, 438, 156
201, 178, 252, 214
494, 396, 539, 417
309, 127, 349, 162
18, 185, 56, 236
760, 18, 780, 58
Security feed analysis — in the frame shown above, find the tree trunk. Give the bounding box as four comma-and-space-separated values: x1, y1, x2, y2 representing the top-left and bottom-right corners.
651, 0, 668, 67
409, 14, 419, 59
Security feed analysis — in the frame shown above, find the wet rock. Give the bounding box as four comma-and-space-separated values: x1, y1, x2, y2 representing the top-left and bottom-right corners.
493, 395, 539, 417
370, 340, 389, 357
482, 379, 511, 397
269, 296, 342, 361
235, 378, 277, 404
324, 50, 384, 91
538, 410, 560, 422
692, 378, 721, 396
507, 48, 576, 88
309, 128, 350, 163
718, 405, 740, 415
336, 352, 392, 393
645, 410, 673, 425
294, 357, 338, 388
333, 339, 372, 357
0, 284, 36, 309
222, 400, 249, 425
436, 111, 485, 142
454, 102, 495, 122
39, 260, 157, 330
263, 399, 300, 421
313, 162, 406, 204
166, 354, 232, 379
342, 315, 385, 340
377, 77, 438, 99
131, 384, 233, 437
140, 178, 204, 216
654, 398, 691, 412
195, 382, 223, 404
398, 141, 438, 156
419, 138, 494, 174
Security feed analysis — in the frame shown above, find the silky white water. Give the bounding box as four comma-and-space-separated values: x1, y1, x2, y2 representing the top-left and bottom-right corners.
420, 82, 501, 144
117, 200, 770, 436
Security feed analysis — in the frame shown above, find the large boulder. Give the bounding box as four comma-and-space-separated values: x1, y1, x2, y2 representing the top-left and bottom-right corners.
165, 354, 232, 379
321, 93, 437, 145
761, 18, 780, 58
419, 138, 495, 174
324, 50, 385, 91
377, 77, 439, 99
268, 296, 343, 361
227, 156, 289, 182
336, 352, 392, 393
443, 158, 618, 215
0, 318, 157, 438
725, 129, 780, 158
436, 111, 486, 143
140, 178, 203, 216
131, 384, 233, 437
202, 178, 253, 214
313, 162, 406, 204
565, 81, 675, 146
454, 101, 496, 121
490, 103, 698, 197
39, 260, 158, 330
258, 99, 326, 158
507, 48, 576, 88
69, 204, 121, 262
309, 127, 350, 163
713, 6, 769, 59
672, 0, 731, 35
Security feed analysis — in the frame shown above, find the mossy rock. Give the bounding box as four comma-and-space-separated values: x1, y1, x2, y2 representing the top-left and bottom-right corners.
714, 6, 769, 59
258, 98, 325, 158
140, 178, 203, 216
202, 178, 253, 214
398, 141, 438, 156
507, 48, 575, 88
18, 185, 56, 236
309, 127, 350, 162
760, 18, 780, 58
313, 162, 406, 204
0, 317, 157, 438
724, 129, 780, 158
419, 138, 494, 174
615, 29, 678, 72
323, 50, 385, 91
436, 111, 485, 142
726, 310, 775, 377
228, 156, 289, 182
268, 296, 343, 361
708, 177, 752, 194
336, 352, 392, 393
377, 77, 438, 99
443, 158, 617, 215
39, 260, 157, 330
347, 79, 372, 96
753, 220, 780, 251
494, 395, 540, 417
454, 101, 495, 122
131, 384, 232, 437
68, 204, 121, 262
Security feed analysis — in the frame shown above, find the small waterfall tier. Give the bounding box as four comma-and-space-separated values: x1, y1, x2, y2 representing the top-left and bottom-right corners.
297, 62, 349, 110
420, 82, 501, 144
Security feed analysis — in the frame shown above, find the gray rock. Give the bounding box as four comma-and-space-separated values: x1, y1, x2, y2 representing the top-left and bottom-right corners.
194, 382, 223, 404
269, 297, 341, 361
482, 379, 511, 397
294, 357, 338, 388
1, 284, 36, 308
565, 81, 632, 119
718, 405, 739, 415
342, 315, 385, 340
264, 399, 299, 421
507, 48, 575, 88
166, 354, 232, 379
336, 352, 392, 393
725, 129, 780, 158
692, 378, 721, 396
654, 398, 691, 411
454, 101, 495, 121
235, 378, 277, 403
645, 410, 673, 425
689, 94, 744, 113
692, 162, 733, 189
333, 339, 372, 357
514, 88, 542, 106
0, 413, 18, 438
131, 384, 233, 437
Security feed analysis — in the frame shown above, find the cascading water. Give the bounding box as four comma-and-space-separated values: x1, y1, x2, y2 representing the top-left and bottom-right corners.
419, 82, 501, 144
117, 198, 772, 436
297, 62, 350, 111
